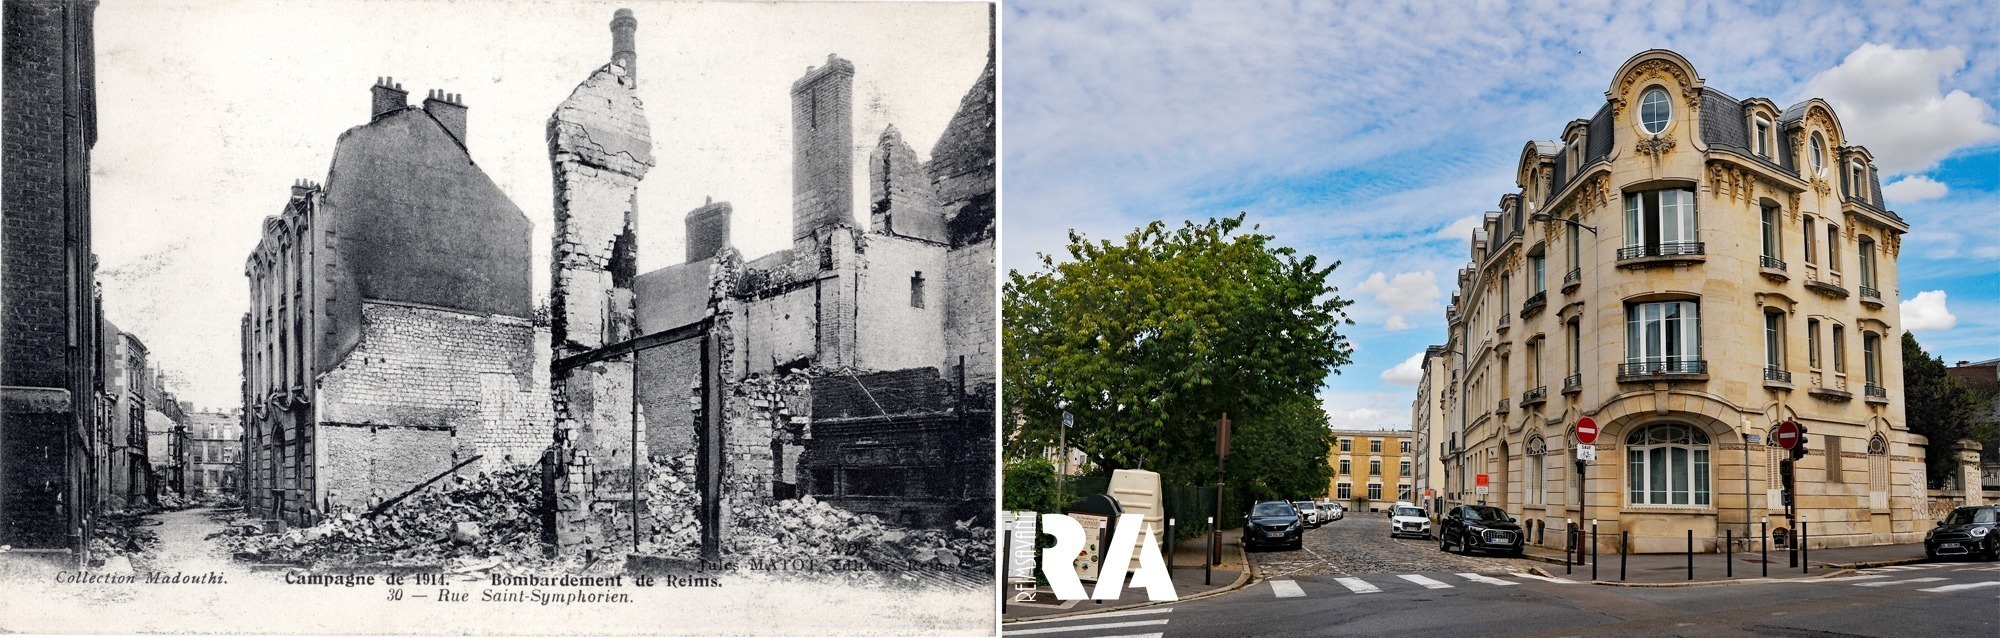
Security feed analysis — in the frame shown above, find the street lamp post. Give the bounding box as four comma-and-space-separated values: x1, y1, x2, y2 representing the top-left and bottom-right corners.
1529, 212, 1598, 235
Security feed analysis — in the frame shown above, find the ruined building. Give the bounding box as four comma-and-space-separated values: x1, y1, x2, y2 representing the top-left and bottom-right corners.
241, 79, 549, 526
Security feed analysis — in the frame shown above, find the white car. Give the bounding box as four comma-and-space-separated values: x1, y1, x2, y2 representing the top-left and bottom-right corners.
1291, 500, 1322, 527
1389, 504, 1431, 539
1316, 501, 1342, 522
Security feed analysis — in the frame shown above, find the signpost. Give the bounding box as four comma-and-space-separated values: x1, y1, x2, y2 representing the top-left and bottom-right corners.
1774, 419, 1799, 450
1776, 418, 1800, 565
1575, 417, 1599, 445
1574, 417, 1596, 551
1058, 411, 1073, 507
1576, 445, 1597, 462
1212, 413, 1230, 566
1475, 473, 1490, 496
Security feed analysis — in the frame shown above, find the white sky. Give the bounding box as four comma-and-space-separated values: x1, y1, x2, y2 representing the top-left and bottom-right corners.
90, 0, 991, 410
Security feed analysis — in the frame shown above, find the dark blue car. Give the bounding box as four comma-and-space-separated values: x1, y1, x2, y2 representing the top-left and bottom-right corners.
1244, 500, 1303, 551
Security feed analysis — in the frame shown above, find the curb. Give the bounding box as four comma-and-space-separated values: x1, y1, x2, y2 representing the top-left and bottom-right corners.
1817, 557, 1927, 570
1000, 541, 1253, 625
1523, 564, 1866, 588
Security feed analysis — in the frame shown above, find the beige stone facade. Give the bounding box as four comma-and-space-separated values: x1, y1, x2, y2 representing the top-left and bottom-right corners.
1431, 50, 1925, 554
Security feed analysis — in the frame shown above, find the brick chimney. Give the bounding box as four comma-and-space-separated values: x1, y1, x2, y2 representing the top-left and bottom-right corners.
685, 197, 732, 262
423, 89, 467, 147
370, 77, 406, 119
790, 54, 855, 245
610, 8, 638, 81
289, 179, 319, 200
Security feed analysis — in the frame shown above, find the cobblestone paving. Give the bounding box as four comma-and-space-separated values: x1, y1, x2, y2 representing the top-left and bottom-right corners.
1250, 512, 1534, 577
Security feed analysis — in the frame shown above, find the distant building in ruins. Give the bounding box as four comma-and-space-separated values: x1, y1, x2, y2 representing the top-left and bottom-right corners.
241, 78, 549, 526
185, 410, 242, 499
624, 21, 997, 528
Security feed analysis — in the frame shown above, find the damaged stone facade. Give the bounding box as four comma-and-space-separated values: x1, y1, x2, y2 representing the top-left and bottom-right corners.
242, 77, 542, 527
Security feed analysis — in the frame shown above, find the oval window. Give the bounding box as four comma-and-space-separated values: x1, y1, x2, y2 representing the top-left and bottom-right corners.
1639, 88, 1671, 135
1810, 133, 1826, 174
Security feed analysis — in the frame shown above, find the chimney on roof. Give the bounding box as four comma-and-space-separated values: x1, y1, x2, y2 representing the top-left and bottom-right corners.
611, 8, 638, 81
370, 77, 406, 119
423, 89, 468, 146
290, 179, 319, 200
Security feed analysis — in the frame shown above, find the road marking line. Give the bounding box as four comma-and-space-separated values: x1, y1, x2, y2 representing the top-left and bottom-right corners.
1855, 577, 1947, 587
1917, 581, 2000, 593
1814, 574, 1891, 583
1873, 564, 1924, 571
1333, 577, 1382, 593
1008, 608, 1170, 626
1006, 620, 1170, 635
1514, 573, 1577, 584
1456, 573, 1519, 586
1271, 579, 1306, 598
1398, 574, 1453, 589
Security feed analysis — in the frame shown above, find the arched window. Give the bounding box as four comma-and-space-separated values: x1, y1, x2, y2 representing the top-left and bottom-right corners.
1639, 88, 1671, 134
1525, 434, 1548, 505
1867, 433, 1888, 455
1810, 133, 1827, 175
1625, 423, 1711, 506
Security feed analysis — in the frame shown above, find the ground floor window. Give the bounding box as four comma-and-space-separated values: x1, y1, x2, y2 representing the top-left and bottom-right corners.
1625, 423, 1711, 506
1397, 484, 1413, 501
1367, 483, 1383, 501
1337, 482, 1352, 499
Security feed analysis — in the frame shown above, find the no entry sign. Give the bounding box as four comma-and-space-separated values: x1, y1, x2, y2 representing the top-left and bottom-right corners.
1775, 419, 1800, 449
1575, 417, 1599, 445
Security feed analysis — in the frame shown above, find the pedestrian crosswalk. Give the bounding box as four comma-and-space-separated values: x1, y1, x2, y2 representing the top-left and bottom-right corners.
1265, 571, 1567, 599
1817, 563, 2000, 595
1003, 607, 1171, 637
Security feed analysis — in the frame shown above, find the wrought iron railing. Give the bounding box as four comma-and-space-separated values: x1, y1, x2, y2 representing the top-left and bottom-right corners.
1764, 366, 1792, 383
1563, 268, 1581, 286
1761, 255, 1786, 270
1498, 313, 1511, 328
1859, 285, 1881, 300
1496, 398, 1510, 413
1865, 383, 1888, 399
1618, 359, 1707, 376
1562, 374, 1582, 392
1617, 241, 1706, 260
1522, 386, 1547, 403
1523, 291, 1547, 311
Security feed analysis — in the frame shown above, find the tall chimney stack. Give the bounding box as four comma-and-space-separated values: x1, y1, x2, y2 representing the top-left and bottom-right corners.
611, 8, 638, 81
370, 77, 406, 119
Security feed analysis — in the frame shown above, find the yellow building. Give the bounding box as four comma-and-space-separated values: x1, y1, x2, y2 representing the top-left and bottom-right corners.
1329, 428, 1415, 513
1431, 50, 1941, 554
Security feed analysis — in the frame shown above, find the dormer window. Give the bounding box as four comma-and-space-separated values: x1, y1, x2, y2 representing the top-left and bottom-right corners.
1809, 133, 1827, 175
1639, 88, 1671, 135
1568, 137, 1584, 177
1848, 161, 1868, 200
1753, 117, 1772, 157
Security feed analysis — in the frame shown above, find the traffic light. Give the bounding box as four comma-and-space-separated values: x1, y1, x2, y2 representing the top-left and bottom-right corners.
1790, 425, 1812, 460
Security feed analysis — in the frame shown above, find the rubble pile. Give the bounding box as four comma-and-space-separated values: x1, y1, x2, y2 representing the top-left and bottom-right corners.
222, 464, 556, 571
728, 495, 993, 576
89, 514, 160, 566
638, 453, 701, 554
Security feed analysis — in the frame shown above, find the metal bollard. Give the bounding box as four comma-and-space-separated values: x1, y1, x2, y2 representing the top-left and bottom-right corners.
1620, 530, 1628, 581
1166, 518, 1176, 572
1565, 522, 1574, 575
1590, 519, 1598, 581
1001, 525, 1012, 614
1205, 516, 1214, 586
1725, 529, 1733, 578
1761, 518, 1769, 578
1686, 529, 1694, 581
1801, 517, 1810, 575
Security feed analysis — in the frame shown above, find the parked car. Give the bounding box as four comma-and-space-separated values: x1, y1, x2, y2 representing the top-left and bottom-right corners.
1389, 505, 1431, 539
1316, 501, 1342, 522
1244, 500, 1304, 550
1292, 500, 1322, 527
1438, 504, 1524, 556
1925, 505, 2000, 560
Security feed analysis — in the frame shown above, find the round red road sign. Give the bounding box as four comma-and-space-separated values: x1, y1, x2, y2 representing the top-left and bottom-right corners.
1775, 419, 1800, 449
1575, 417, 1599, 445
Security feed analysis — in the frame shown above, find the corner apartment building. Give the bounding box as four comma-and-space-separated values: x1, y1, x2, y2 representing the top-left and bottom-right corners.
1329, 429, 1414, 512
1431, 50, 1932, 553
1411, 346, 1449, 514
186, 410, 241, 499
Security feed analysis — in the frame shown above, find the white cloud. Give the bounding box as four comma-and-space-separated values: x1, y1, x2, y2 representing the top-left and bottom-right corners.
1803, 44, 2000, 174
1902, 290, 1958, 331
1882, 175, 1949, 202
1384, 315, 1414, 331
1355, 271, 1442, 313
1435, 214, 1483, 242
1381, 352, 1426, 386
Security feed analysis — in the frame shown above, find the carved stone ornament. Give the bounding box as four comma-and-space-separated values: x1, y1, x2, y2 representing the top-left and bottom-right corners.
1885, 232, 1902, 258
1614, 58, 1702, 118
1805, 106, 1840, 146
1811, 176, 1832, 197
1637, 134, 1676, 158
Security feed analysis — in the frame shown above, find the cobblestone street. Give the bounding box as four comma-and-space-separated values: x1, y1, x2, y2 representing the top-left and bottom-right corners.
1249, 512, 1534, 577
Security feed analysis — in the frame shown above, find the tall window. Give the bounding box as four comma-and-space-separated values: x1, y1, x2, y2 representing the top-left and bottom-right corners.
1623, 188, 1698, 256
1567, 320, 1582, 377
1804, 216, 1818, 264
1368, 484, 1383, 500
1371, 440, 1382, 454
1529, 254, 1546, 295
1399, 461, 1412, 476
1370, 460, 1382, 476
1566, 216, 1583, 272
1528, 339, 1543, 387
1626, 423, 1711, 506
1625, 300, 1702, 371
1398, 485, 1414, 501
1849, 161, 1867, 200
1337, 483, 1352, 499
1525, 435, 1547, 505
1340, 438, 1351, 452
1808, 319, 1821, 369
1827, 225, 1841, 272
1339, 459, 1350, 475
1832, 325, 1847, 373
1639, 88, 1671, 134
1400, 440, 1411, 454
909, 272, 926, 308
1864, 332, 1881, 387
1859, 237, 1877, 290
1764, 311, 1785, 371
1760, 205, 1782, 264
1500, 273, 1511, 312
1568, 137, 1584, 177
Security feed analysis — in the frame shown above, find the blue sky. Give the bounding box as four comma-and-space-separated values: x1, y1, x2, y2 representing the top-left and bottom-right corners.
1001, 1, 2000, 431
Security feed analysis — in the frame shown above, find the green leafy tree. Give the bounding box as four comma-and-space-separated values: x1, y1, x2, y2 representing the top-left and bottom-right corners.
1223, 394, 1336, 502
1003, 214, 1353, 489
1001, 458, 1060, 513
1902, 331, 1997, 488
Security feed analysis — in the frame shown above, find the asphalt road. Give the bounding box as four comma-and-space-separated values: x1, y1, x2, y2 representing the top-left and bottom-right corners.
1006, 515, 2000, 638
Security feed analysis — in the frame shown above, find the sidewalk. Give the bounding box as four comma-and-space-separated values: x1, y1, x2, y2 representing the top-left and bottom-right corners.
1519, 540, 1930, 585
1001, 527, 1250, 622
